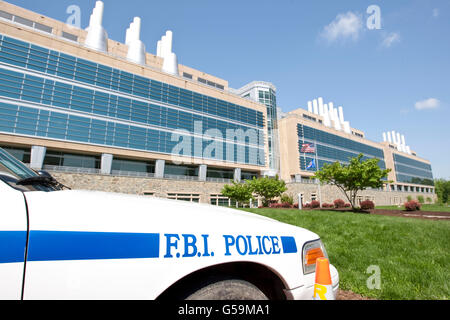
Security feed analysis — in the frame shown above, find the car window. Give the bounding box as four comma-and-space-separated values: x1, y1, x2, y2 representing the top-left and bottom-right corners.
0, 148, 55, 192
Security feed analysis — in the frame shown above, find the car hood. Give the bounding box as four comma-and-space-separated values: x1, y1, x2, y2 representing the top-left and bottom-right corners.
24, 190, 319, 241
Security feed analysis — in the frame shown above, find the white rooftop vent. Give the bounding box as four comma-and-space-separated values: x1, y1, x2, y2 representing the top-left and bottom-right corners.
306, 98, 352, 134
125, 17, 146, 65
85, 1, 108, 53
382, 130, 412, 154
157, 31, 178, 75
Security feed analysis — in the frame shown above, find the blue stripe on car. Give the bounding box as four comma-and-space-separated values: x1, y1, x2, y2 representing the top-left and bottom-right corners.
0, 231, 160, 263
27, 231, 160, 261
0, 231, 27, 263
280, 236, 297, 253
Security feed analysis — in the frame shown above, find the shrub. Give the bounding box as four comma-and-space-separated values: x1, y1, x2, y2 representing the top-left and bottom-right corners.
322, 203, 333, 208
269, 203, 282, 208
405, 200, 421, 211
417, 195, 425, 204
426, 197, 432, 204
333, 199, 346, 208
280, 194, 294, 205
344, 203, 351, 208
268, 202, 293, 209
406, 195, 413, 202
310, 200, 321, 209
281, 202, 293, 208
293, 203, 299, 209
304, 203, 311, 209
360, 200, 375, 210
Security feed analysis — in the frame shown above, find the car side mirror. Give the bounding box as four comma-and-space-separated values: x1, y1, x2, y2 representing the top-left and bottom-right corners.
37, 170, 54, 179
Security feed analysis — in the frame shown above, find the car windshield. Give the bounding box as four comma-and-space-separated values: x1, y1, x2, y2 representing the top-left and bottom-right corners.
0, 147, 57, 192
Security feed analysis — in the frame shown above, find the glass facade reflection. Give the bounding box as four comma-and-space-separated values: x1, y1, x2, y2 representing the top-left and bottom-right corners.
394, 154, 434, 186
0, 34, 266, 166
298, 124, 386, 171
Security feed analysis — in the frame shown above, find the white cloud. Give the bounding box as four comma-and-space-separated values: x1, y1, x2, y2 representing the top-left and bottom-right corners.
381, 32, 400, 48
320, 12, 363, 43
415, 98, 440, 110
432, 8, 439, 18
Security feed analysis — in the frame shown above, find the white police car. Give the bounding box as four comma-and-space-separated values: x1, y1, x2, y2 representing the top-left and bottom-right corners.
0, 147, 338, 300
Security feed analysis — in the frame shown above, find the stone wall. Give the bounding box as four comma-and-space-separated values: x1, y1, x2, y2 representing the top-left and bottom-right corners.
50, 171, 437, 207
286, 183, 437, 206
50, 172, 227, 204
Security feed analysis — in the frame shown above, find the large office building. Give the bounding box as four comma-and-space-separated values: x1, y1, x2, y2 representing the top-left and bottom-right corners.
279, 98, 436, 205
231, 81, 280, 175
0, 1, 436, 206
0, 1, 271, 203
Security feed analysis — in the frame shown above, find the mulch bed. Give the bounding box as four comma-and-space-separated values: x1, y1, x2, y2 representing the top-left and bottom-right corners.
337, 290, 375, 300
312, 207, 450, 221
369, 209, 450, 221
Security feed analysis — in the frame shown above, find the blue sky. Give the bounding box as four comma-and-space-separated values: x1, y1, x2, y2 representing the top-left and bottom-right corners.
7, 0, 450, 178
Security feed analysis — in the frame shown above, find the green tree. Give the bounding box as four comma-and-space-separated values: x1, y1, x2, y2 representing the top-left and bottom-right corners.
280, 193, 294, 205
435, 179, 450, 204
314, 154, 391, 211
221, 181, 254, 207
248, 176, 287, 207
417, 195, 425, 204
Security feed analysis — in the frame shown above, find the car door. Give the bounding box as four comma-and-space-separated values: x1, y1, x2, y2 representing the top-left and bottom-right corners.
0, 178, 28, 300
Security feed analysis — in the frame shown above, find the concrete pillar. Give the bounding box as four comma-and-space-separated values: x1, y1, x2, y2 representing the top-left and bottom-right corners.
30, 146, 46, 170
155, 160, 165, 179
198, 164, 207, 182
234, 168, 241, 183
298, 193, 303, 210
100, 153, 113, 175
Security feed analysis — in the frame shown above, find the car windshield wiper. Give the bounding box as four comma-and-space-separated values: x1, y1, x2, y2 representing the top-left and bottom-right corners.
16, 171, 71, 191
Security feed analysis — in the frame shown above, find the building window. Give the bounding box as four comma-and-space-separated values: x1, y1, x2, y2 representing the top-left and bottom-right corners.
111, 158, 155, 174
143, 192, 155, 197
43, 150, 101, 169
0, 10, 13, 20
34, 22, 53, 34
310, 193, 317, 202
1, 10, 53, 34
61, 31, 78, 42
165, 164, 198, 178
167, 193, 200, 203
210, 194, 244, 207
207, 167, 234, 180
13, 15, 33, 27
241, 171, 258, 181
210, 194, 235, 207
182, 72, 193, 80
197, 77, 224, 90
352, 131, 364, 138
303, 114, 317, 122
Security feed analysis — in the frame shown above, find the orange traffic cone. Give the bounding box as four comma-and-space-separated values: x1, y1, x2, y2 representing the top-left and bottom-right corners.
313, 257, 335, 300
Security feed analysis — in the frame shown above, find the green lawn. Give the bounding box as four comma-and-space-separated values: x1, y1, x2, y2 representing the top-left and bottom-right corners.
376, 204, 450, 212
242, 208, 450, 300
